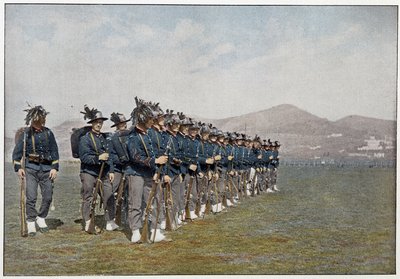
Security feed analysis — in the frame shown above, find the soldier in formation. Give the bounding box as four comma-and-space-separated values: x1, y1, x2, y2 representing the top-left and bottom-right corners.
13, 100, 281, 241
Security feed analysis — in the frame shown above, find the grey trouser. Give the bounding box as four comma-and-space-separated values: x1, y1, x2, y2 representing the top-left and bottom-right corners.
128, 175, 161, 231
187, 176, 198, 211
80, 172, 115, 222
25, 168, 53, 222
113, 172, 129, 222
271, 168, 278, 185
170, 175, 182, 217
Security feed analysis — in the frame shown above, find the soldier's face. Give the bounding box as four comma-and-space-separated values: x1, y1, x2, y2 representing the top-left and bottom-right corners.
92, 120, 103, 132
32, 115, 46, 128
145, 118, 153, 129
157, 116, 165, 126
117, 122, 127, 131
171, 123, 180, 133
189, 129, 199, 137
210, 135, 217, 142
180, 125, 189, 135
218, 137, 225, 143
201, 133, 209, 140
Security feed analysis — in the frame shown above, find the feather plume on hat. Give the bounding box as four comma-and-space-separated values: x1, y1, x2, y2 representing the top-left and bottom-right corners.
80, 105, 98, 121
24, 103, 49, 125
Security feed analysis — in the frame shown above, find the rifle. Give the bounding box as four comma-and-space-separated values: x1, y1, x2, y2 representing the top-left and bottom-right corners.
87, 162, 105, 234
222, 176, 228, 208
50, 179, 55, 211
164, 183, 174, 231
19, 129, 28, 237
140, 167, 161, 243
114, 173, 126, 227
151, 179, 164, 243
204, 144, 218, 216
194, 174, 202, 217
184, 175, 194, 220
163, 136, 174, 231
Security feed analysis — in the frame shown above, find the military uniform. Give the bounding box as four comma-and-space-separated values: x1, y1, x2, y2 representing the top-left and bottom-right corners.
109, 113, 131, 226
125, 127, 158, 235
79, 130, 115, 228
13, 126, 59, 231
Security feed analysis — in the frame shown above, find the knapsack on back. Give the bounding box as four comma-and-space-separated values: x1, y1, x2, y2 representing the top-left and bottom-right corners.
70, 126, 92, 158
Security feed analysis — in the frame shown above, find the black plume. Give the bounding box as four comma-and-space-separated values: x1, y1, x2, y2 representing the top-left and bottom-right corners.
80, 105, 98, 121
24, 103, 49, 125
110, 112, 121, 124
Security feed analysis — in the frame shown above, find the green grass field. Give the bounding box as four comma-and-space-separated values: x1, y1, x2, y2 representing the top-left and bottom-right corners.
3, 163, 396, 275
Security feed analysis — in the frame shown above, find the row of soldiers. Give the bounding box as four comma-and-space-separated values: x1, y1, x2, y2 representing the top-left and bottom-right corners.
12, 99, 281, 242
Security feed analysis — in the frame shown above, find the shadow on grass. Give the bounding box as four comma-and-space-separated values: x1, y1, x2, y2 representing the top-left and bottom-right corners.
46, 218, 64, 230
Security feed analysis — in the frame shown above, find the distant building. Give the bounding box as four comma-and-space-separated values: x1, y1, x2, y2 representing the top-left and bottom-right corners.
374, 153, 385, 158
357, 136, 383, 151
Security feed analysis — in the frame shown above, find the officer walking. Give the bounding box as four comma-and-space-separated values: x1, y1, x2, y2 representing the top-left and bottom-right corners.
12, 105, 59, 236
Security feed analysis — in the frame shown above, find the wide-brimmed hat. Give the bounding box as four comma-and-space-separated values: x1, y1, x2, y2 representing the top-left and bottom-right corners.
110, 112, 130, 128
164, 109, 181, 125
177, 112, 194, 126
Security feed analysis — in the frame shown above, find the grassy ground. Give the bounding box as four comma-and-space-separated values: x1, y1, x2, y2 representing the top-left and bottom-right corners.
3, 163, 396, 275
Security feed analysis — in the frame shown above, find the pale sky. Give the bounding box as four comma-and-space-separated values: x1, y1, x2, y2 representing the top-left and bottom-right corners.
5, 5, 397, 136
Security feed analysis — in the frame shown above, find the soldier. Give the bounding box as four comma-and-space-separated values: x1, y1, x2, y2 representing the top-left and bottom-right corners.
251, 135, 263, 195
176, 112, 195, 221
270, 141, 281, 192
209, 127, 224, 213
197, 124, 216, 216
163, 111, 184, 228
186, 120, 202, 219
79, 106, 116, 234
13, 105, 59, 236
147, 103, 169, 230
265, 139, 275, 193
109, 112, 131, 228
126, 98, 168, 243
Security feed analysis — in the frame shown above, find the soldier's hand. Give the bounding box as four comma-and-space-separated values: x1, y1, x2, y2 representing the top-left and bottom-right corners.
198, 172, 204, 179
206, 158, 214, 165
18, 169, 25, 179
214, 155, 221, 161
257, 155, 262, 159
155, 155, 168, 165
164, 175, 171, 183
269, 155, 273, 160
189, 164, 197, 171
228, 155, 234, 161
213, 172, 219, 180
229, 170, 235, 176
207, 171, 213, 181
153, 173, 160, 182
49, 169, 58, 180
99, 152, 109, 161
179, 174, 184, 183
109, 173, 114, 183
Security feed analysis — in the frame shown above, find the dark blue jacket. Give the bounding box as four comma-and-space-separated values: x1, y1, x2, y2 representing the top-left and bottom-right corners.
176, 132, 190, 174
148, 127, 168, 157
125, 128, 157, 177
271, 150, 280, 168
197, 139, 215, 173
110, 129, 130, 173
13, 127, 59, 172
266, 150, 274, 169
216, 143, 228, 171
79, 131, 114, 177
162, 131, 182, 177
